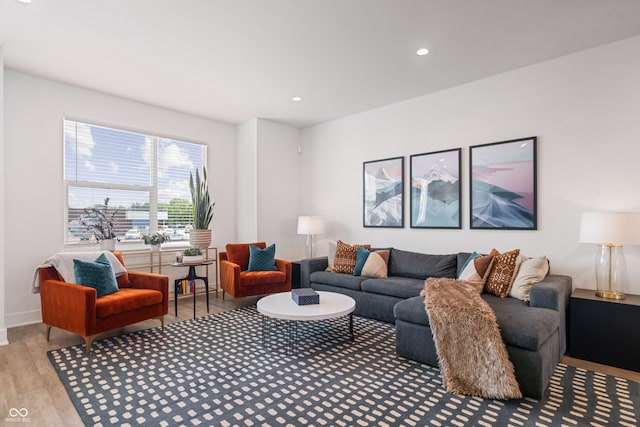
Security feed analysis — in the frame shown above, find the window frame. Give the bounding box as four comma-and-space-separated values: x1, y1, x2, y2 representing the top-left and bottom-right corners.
63, 117, 206, 248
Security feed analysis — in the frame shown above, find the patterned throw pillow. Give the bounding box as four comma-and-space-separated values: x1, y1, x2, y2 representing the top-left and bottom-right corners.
509, 256, 549, 301
457, 252, 494, 292
73, 253, 120, 297
360, 250, 390, 278
484, 248, 521, 298
247, 244, 278, 271
333, 240, 371, 274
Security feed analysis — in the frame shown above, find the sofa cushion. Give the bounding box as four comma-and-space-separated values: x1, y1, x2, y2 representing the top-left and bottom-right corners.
96, 288, 163, 318
394, 293, 558, 351
362, 276, 425, 299
484, 293, 559, 351
393, 296, 429, 325
247, 244, 277, 271
309, 271, 367, 291
485, 248, 521, 298
73, 253, 120, 297
509, 256, 549, 301
388, 249, 457, 279
334, 240, 371, 274
361, 250, 390, 278
457, 252, 494, 292
239, 270, 286, 287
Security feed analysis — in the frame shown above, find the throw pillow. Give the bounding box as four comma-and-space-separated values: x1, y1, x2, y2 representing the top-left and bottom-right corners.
326, 240, 337, 271
247, 244, 278, 272
73, 253, 120, 297
484, 248, 521, 298
333, 240, 371, 274
361, 250, 390, 278
457, 252, 494, 292
510, 256, 549, 301
353, 247, 371, 276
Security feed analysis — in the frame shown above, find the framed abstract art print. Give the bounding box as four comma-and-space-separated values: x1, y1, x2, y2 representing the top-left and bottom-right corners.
410, 148, 461, 228
469, 137, 537, 230
363, 156, 404, 228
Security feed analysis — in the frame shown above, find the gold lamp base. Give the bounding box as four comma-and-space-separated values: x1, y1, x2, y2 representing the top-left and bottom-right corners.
595, 289, 626, 300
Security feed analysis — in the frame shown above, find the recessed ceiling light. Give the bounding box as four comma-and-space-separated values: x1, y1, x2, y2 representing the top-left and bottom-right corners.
17, 0, 32, 3
292, 96, 303, 102
416, 48, 430, 56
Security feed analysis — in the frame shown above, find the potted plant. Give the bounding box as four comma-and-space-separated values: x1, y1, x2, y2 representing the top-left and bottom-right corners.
182, 247, 204, 264
142, 232, 166, 251
189, 166, 215, 250
81, 197, 119, 251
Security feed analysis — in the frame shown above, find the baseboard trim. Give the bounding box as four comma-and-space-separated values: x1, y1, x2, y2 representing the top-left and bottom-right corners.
0, 328, 8, 346
5, 309, 42, 328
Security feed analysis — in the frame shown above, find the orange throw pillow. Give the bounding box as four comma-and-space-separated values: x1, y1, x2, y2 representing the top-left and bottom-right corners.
333, 240, 371, 274
484, 248, 521, 298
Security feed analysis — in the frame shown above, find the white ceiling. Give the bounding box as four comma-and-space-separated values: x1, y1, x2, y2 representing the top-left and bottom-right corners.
2, 0, 640, 128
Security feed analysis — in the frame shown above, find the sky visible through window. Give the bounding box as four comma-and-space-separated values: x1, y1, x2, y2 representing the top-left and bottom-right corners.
64, 121, 204, 210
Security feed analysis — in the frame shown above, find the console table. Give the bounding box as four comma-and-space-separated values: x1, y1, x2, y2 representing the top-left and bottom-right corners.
569, 288, 640, 372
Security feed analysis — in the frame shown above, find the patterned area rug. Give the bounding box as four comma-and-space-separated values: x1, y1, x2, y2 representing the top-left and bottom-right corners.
48, 306, 639, 427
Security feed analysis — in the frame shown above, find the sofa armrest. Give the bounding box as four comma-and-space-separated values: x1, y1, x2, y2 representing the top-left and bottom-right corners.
300, 257, 328, 288
220, 259, 241, 295
530, 274, 572, 311
40, 279, 97, 335
530, 274, 572, 357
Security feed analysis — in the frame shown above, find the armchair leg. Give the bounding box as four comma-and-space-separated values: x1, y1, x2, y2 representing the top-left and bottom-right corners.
45, 324, 52, 342
156, 315, 165, 329
84, 334, 99, 355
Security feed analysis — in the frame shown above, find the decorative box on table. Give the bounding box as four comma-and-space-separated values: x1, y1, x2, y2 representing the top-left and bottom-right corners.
291, 288, 319, 305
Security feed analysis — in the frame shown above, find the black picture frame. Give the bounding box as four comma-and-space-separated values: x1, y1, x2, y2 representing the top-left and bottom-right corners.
409, 148, 461, 229
469, 136, 537, 230
363, 156, 404, 228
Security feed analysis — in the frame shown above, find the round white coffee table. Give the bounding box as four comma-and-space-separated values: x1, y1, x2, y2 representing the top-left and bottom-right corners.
257, 291, 356, 353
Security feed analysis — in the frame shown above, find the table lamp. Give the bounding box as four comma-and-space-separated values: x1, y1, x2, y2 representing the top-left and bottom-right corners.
579, 212, 640, 300
297, 216, 326, 258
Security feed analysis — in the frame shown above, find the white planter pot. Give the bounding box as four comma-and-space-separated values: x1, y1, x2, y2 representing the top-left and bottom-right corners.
100, 239, 116, 251
182, 255, 204, 264
150, 244, 161, 252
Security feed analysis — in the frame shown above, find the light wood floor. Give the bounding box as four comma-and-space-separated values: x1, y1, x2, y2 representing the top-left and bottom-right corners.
1, 293, 639, 427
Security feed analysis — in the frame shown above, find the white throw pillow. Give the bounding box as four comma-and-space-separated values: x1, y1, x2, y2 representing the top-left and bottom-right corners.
509, 256, 549, 301
326, 240, 337, 271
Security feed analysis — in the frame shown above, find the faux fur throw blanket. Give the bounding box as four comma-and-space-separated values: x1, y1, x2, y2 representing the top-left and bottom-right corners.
421, 278, 522, 399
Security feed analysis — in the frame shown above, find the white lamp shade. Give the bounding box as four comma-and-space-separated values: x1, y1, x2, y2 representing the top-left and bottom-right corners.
579, 212, 640, 245
297, 216, 326, 235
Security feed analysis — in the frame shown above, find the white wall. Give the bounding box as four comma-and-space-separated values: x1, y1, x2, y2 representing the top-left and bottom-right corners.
0, 48, 8, 345
299, 35, 640, 295
255, 119, 301, 260
234, 118, 302, 260
236, 119, 258, 242
3, 70, 237, 327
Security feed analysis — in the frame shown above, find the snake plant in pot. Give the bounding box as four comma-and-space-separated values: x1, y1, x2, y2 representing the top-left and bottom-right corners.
189, 166, 215, 250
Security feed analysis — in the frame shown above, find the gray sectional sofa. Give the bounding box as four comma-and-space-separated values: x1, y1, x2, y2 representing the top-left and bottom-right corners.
300, 248, 572, 399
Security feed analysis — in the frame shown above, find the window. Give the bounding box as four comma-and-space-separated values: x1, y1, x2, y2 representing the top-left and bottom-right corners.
64, 119, 206, 246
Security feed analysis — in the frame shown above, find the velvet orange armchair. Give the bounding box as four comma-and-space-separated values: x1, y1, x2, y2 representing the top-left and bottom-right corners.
220, 242, 291, 305
39, 252, 168, 354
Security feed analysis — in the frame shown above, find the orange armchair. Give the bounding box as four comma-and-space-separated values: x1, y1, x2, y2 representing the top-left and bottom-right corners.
39, 252, 168, 354
220, 242, 291, 305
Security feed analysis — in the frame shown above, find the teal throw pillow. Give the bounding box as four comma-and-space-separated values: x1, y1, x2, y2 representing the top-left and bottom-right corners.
353, 247, 371, 276
247, 244, 278, 271
73, 253, 120, 297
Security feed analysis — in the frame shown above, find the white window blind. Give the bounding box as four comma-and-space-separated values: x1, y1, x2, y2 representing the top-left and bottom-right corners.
64, 119, 206, 246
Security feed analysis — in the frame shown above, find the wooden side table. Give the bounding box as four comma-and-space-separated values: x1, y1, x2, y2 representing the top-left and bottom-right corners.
569, 288, 640, 372
172, 261, 213, 319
